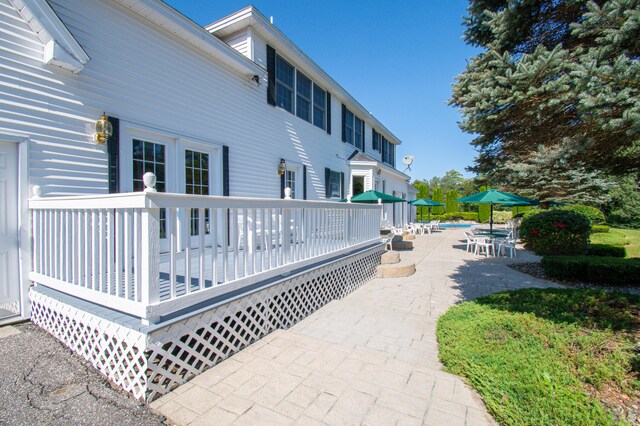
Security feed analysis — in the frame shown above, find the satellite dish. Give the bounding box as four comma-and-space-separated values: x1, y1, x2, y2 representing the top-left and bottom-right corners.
402, 155, 415, 172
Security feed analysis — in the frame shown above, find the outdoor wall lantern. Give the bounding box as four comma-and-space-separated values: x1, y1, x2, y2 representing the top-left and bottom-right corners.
277, 159, 287, 175
94, 113, 112, 145
376, 168, 382, 176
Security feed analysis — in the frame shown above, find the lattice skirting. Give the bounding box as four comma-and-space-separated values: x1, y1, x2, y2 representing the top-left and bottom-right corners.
0, 300, 20, 315
30, 244, 384, 402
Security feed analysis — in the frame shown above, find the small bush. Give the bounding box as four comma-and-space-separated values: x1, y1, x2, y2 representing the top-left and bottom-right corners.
541, 256, 640, 286
588, 244, 626, 258
559, 204, 606, 224
591, 225, 610, 233
520, 210, 591, 255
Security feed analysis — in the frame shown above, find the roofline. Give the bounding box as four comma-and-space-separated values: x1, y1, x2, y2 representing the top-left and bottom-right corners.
206, 6, 402, 146
112, 0, 262, 78
348, 159, 410, 181
11, 0, 90, 71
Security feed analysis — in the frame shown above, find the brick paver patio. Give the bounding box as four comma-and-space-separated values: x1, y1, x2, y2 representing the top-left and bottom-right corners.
151, 228, 561, 425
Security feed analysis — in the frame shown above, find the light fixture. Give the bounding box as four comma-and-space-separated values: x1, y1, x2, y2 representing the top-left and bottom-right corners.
277, 159, 286, 175
251, 74, 260, 85
94, 112, 112, 145
376, 168, 382, 176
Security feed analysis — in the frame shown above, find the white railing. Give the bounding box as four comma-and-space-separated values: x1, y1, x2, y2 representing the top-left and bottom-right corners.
29, 190, 382, 323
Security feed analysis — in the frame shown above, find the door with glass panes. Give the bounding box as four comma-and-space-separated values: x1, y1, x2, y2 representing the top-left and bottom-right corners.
131, 134, 219, 252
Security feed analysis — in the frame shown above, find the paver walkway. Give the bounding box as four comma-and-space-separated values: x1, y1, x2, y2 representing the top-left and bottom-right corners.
151, 228, 562, 425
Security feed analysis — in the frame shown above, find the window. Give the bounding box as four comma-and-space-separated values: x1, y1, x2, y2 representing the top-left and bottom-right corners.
325, 168, 343, 199
268, 46, 330, 132
276, 55, 294, 113
382, 138, 395, 166
313, 83, 327, 130
185, 150, 210, 236
354, 116, 364, 151
285, 170, 296, 199
342, 105, 364, 150
133, 139, 166, 237
328, 171, 341, 198
372, 129, 381, 152
296, 71, 311, 122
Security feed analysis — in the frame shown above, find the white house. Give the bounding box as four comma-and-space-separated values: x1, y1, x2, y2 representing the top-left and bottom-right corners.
0, 0, 414, 400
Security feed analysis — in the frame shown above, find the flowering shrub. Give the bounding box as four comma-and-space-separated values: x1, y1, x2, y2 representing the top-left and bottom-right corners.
520, 210, 591, 255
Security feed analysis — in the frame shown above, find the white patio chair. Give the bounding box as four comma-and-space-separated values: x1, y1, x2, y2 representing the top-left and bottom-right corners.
381, 233, 394, 251
474, 237, 495, 257
407, 222, 420, 235
464, 231, 476, 253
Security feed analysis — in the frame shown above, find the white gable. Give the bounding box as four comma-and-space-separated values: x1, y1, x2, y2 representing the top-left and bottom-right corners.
8, 0, 89, 73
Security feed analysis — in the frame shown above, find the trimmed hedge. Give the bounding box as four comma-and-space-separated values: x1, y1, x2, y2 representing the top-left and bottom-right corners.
591, 225, 610, 233
588, 244, 626, 258
520, 210, 591, 256
541, 256, 640, 286
559, 204, 606, 224
429, 212, 478, 221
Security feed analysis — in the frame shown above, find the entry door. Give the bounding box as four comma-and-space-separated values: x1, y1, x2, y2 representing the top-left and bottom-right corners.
185, 148, 213, 248
0, 141, 19, 320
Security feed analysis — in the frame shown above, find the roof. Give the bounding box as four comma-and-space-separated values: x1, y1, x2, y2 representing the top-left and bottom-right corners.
11, 0, 90, 72
113, 0, 262, 78
346, 151, 410, 181
206, 6, 401, 146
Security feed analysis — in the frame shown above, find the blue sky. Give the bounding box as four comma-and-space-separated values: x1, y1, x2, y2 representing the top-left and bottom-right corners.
164, 0, 480, 182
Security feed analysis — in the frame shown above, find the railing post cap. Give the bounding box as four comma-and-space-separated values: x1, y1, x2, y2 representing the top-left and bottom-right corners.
32, 185, 42, 198
284, 187, 292, 200
347, 195, 352, 203
143, 172, 157, 193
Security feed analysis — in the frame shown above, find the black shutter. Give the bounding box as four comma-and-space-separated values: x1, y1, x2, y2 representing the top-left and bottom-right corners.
280, 158, 286, 199
382, 137, 386, 164
267, 45, 276, 106
107, 116, 119, 193
222, 145, 229, 196
391, 144, 395, 167
340, 172, 345, 199
303, 165, 307, 200
372, 129, 377, 152
361, 120, 365, 153
341, 104, 346, 142
326, 93, 331, 135
325, 167, 330, 198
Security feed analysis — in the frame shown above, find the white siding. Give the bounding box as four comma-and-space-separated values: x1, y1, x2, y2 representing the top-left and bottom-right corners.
1, 0, 407, 202
252, 33, 267, 70
222, 29, 249, 59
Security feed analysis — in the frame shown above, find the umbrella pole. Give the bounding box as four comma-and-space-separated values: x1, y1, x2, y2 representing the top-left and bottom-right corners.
490, 203, 494, 233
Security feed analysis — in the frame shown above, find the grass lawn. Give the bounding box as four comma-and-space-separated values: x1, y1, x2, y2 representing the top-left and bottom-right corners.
591, 228, 640, 258
437, 288, 639, 425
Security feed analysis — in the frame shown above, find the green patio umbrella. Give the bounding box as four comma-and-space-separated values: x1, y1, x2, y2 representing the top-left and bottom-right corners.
409, 198, 444, 221
455, 189, 533, 233
343, 190, 405, 204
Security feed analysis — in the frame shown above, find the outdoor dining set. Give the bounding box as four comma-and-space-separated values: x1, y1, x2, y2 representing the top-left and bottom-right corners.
464, 223, 518, 258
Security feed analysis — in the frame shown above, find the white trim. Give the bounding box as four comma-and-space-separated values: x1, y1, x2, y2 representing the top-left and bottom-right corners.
9, 0, 90, 72
112, 0, 261, 79
0, 135, 30, 319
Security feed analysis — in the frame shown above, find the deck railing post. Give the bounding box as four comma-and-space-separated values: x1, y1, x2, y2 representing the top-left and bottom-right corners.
141, 174, 160, 324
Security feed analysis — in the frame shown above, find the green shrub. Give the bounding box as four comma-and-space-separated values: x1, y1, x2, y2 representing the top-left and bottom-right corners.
520, 210, 591, 255
445, 189, 459, 214
590, 225, 610, 234
492, 210, 513, 224
588, 244, 626, 258
430, 212, 478, 221
432, 187, 444, 215
559, 204, 606, 224
541, 256, 640, 286
478, 186, 490, 223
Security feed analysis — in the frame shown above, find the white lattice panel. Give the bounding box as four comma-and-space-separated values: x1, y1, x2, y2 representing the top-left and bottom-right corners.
30, 244, 383, 402
29, 290, 149, 400
145, 245, 383, 401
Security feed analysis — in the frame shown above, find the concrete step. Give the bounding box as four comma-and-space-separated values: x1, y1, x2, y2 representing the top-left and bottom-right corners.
376, 260, 416, 278
380, 251, 400, 264
391, 240, 413, 250
402, 233, 415, 241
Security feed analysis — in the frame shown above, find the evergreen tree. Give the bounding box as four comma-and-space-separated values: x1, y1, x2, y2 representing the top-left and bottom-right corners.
446, 189, 460, 213
433, 187, 445, 214
452, 1, 640, 195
